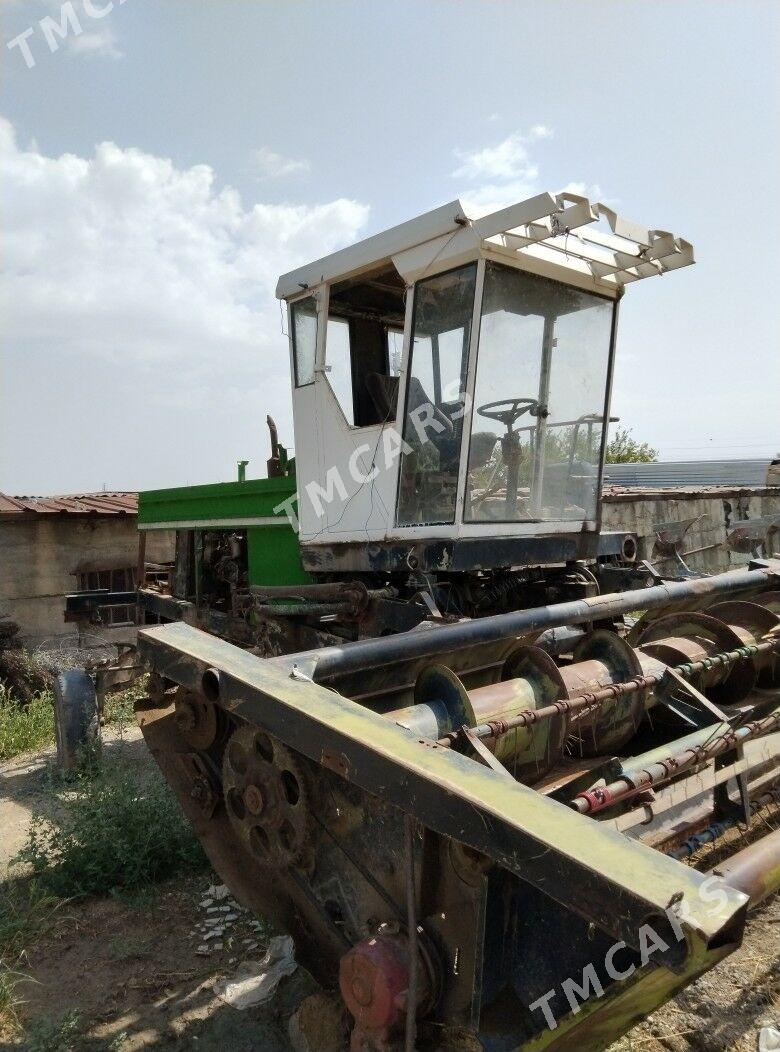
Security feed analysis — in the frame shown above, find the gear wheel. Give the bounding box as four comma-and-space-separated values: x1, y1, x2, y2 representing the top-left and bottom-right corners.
222, 724, 311, 868
174, 687, 224, 751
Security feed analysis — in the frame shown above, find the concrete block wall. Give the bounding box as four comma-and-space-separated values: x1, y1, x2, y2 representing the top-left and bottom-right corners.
0, 517, 174, 645
602, 487, 780, 575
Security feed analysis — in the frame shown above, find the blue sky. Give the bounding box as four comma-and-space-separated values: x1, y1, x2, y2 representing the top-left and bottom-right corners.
1, 0, 778, 493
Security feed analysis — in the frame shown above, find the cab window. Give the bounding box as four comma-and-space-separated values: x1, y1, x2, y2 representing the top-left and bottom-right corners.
324, 265, 406, 427
396, 263, 477, 526
291, 295, 318, 387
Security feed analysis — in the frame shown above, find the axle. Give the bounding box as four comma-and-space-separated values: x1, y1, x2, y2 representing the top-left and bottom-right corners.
437, 637, 779, 749
294, 564, 779, 680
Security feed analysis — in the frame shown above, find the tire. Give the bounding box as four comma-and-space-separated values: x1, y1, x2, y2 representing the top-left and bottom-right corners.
53, 669, 99, 772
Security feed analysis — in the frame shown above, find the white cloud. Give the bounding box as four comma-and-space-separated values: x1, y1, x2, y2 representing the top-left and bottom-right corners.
457, 179, 541, 217
67, 24, 122, 59
0, 117, 369, 490
250, 147, 310, 179
560, 180, 604, 201
453, 131, 536, 182
24, 0, 126, 63
452, 127, 550, 216
529, 124, 553, 140
0, 117, 367, 360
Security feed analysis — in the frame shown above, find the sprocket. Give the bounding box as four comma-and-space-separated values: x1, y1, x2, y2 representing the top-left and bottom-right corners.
174, 687, 224, 750
222, 723, 311, 868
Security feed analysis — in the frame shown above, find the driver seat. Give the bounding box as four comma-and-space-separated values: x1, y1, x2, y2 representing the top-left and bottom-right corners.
365, 372, 399, 421
468, 432, 498, 470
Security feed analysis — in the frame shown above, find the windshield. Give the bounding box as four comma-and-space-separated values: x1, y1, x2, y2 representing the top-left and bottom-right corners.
396, 264, 477, 527
465, 262, 614, 523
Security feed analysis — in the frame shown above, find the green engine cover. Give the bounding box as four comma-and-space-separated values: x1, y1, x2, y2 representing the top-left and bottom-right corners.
247, 524, 310, 586
138, 476, 311, 587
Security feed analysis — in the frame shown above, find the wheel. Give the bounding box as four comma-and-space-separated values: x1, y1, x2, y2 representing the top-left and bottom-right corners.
222, 724, 312, 869
53, 669, 99, 772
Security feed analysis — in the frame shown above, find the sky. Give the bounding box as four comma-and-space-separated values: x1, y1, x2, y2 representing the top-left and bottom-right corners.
1, 0, 778, 495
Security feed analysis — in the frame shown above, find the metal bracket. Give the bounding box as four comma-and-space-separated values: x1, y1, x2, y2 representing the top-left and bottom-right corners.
659, 667, 731, 729
714, 745, 751, 826
461, 726, 514, 779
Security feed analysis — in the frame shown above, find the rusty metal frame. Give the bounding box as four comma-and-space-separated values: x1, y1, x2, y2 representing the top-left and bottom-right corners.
138, 620, 748, 967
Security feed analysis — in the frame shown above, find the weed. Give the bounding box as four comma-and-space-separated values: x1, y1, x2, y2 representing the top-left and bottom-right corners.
0, 687, 55, 762
0, 962, 28, 1036
0, 880, 61, 1036
14, 756, 207, 898
0, 668, 148, 762
25, 1008, 82, 1051
103, 676, 147, 730
0, 649, 52, 706
0, 880, 62, 962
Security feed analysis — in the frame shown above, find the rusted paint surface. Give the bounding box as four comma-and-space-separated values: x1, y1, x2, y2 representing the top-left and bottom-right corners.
709, 826, 780, 908
138, 620, 748, 957
523, 941, 737, 1052
0, 491, 137, 516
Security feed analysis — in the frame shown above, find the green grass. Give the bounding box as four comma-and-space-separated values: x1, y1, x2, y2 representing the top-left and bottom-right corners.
0, 675, 148, 764
14, 754, 207, 899
1, 684, 206, 1044
0, 880, 63, 1036
0, 963, 28, 1037
0, 687, 55, 763
103, 677, 148, 730
25, 1009, 82, 1052
0, 881, 61, 962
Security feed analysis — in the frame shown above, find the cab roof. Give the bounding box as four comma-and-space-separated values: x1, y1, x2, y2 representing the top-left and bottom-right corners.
275, 190, 694, 300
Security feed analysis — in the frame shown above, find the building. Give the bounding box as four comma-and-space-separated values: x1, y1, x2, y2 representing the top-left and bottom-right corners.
0, 492, 174, 646
603, 457, 780, 489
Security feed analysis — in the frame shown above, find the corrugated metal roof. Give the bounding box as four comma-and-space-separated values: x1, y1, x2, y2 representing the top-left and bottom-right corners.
0, 492, 137, 516
603, 459, 775, 489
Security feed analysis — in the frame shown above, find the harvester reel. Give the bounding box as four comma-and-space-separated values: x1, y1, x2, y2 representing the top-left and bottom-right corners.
222, 724, 311, 869
634, 609, 765, 705
569, 631, 647, 754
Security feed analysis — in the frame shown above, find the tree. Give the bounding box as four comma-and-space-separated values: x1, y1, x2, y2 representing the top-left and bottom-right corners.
605, 427, 658, 464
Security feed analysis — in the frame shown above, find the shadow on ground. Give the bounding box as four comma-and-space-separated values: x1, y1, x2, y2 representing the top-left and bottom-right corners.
9, 872, 321, 1051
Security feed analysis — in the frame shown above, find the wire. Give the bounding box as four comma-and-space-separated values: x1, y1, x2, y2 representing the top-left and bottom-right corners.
416, 226, 463, 283
305, 402, 395, 543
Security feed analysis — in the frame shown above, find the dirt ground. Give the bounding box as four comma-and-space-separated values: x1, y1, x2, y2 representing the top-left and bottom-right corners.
606, 897, 780, 1052
1, 732, 778, 1051
9, 878, 318, 1051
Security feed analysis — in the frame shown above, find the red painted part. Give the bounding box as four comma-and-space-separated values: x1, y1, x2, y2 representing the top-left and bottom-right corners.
339, 934, 410, 1035
576, 786, 615, 813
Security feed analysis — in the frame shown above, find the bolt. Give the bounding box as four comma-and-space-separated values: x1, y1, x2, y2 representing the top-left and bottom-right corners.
176, 702, 197, 732
351, 975, 373, 1007
244, 784, 265, 815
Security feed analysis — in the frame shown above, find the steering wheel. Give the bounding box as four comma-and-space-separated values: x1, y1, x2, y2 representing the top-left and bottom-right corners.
477, 398, 539, 430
